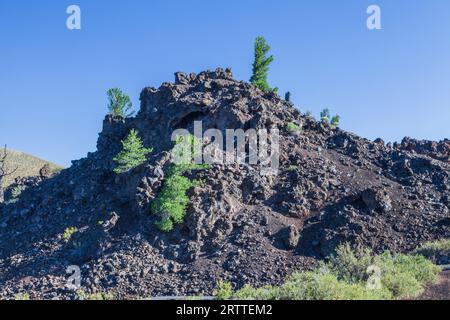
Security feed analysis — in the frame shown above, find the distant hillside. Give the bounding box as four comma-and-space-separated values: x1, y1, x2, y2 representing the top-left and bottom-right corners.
0, 68, 448, 300
1, 149, 63, 187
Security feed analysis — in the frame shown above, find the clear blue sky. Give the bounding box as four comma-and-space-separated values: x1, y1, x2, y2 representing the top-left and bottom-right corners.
1, 0, 449, 166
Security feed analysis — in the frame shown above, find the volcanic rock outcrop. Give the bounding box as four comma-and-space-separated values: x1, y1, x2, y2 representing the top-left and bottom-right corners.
0, 68, 449, 299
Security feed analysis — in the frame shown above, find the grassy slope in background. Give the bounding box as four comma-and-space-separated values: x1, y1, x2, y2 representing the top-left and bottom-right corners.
1, 149, 63, 187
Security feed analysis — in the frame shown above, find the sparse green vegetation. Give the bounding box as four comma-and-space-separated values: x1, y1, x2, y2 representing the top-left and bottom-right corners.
113, 129, 153, 174
107, 88, 134, 118
0, 146, 13, 203
216, 280, 234, 300
152, 169, 203, 228
152, 134, 209, 232
413, 239, 450, 263
286, 122, 300, 133
221, 244, 441, 300
77, 290, 114, 300
63, 227, 78, 242
185, 296, 207, 301
331, 115, 340, 127
377, 253, 439, 297
51, 167, 63, 175
14, 293, 31, 300
11, 185, 24, 199
151, 160, 209, 231
234, 271, 392, 300
171, 134, 202, 166
326, 244, 373, 284
285, 91, 291, 102
318, 109, 341, 127
328, 244, 441, 298
5, 185, 25, 204
250, 36, 277, 93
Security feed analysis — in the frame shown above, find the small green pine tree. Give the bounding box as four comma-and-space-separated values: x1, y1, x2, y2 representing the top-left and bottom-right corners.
250, 36, 277, 93
113, 129, 153, 174
331, 115, 340, 127
107, 88, 134, 118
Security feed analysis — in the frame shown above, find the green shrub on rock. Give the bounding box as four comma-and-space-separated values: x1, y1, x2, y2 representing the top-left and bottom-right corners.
331, 115, 340, 127
286, 122, 300, 133
14, 293, 31, 300
375, 252, 441, 297
63, 227, 78, 242
107, 88, 134, 118
328, 244, 441, 298
5, 185, 25, 204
